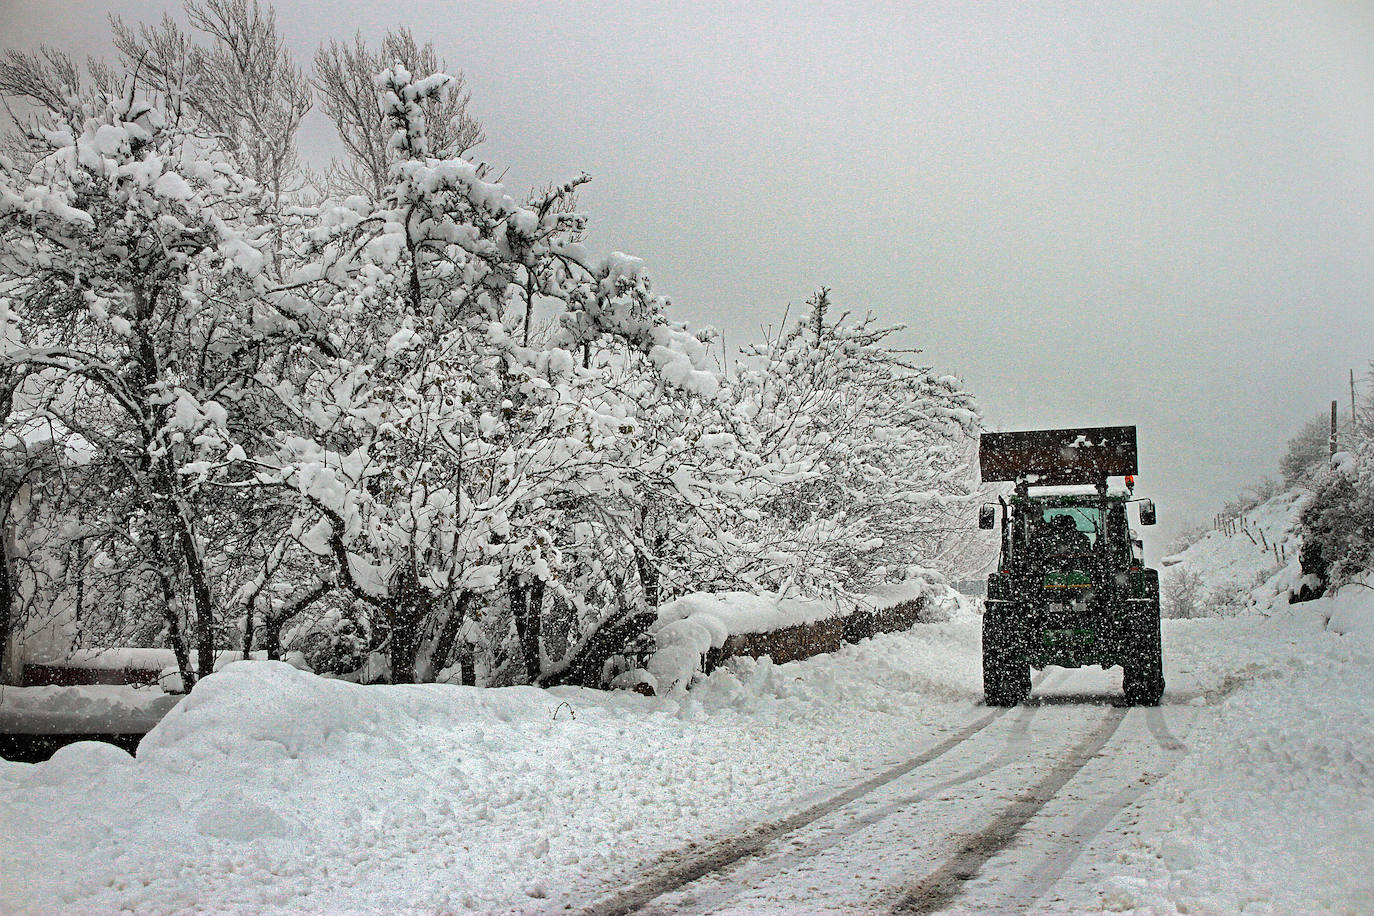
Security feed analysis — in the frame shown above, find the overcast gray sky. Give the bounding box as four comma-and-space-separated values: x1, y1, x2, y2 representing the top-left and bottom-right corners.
4, 0, 1373, 542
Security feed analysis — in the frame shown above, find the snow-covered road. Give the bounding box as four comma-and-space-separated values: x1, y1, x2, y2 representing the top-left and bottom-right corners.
3, 598, 1371, 915
585, 667, 1200, 916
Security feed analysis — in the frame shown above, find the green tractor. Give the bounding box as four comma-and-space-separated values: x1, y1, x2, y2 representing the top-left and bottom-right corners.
977, 426, 1164, 707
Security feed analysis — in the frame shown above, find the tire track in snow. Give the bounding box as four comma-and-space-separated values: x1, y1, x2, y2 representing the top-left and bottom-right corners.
1005, 707, 1194, 912
887, 706, 1128, 916
581, 710, 1002, 916
654, 704, 1045, 915
1146, 706, 1185, 752
579, 678, 1058, 916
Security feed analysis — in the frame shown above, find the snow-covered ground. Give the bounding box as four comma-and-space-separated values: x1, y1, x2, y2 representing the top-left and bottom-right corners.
1159, 490, 1306, 617
2, 586, 1372, 915
1049, 606, 1374, 915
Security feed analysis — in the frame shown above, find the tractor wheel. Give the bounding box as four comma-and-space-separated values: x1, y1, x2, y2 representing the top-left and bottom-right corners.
983, 605, 1031, 706
1123, 602, 1165, 706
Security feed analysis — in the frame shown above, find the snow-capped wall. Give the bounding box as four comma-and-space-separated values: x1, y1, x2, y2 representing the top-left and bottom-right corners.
643, 582, 936, 691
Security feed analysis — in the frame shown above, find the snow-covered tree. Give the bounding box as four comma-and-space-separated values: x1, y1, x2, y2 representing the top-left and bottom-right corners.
0, 15, 987, 693
254, 64, 724, 685
719, 289, 980, 593
110, 0, 312, 203
313, 29, 484, 200
0, 68, 296, 687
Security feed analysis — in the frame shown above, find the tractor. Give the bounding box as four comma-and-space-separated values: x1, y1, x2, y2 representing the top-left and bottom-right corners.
977, 426, 1164, 706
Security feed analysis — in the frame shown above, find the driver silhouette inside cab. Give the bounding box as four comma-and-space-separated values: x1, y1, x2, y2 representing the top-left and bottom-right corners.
1046, 513, 1091, 556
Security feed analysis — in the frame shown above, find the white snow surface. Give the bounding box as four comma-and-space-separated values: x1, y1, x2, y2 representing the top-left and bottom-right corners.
1159, 490, 1306, 616
656, 590, 844, 636
1049, 601, 1374, 916
1321, 579, 1374, 637
0, 631, 978, 915
3, 593, 1372, 914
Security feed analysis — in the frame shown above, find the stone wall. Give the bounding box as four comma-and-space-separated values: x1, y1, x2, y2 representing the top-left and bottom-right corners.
703, 596, 927, 673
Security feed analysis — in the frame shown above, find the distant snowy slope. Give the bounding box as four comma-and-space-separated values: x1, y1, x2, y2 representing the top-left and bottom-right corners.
1159, 489, 1306, 616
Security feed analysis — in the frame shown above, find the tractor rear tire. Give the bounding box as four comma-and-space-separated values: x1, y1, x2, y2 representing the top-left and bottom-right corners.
1123, 602, 1165, 706
983, 604, 1031, 706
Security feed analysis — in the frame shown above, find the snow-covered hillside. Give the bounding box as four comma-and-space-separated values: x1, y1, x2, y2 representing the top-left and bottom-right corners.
1159, 489, 1307, 616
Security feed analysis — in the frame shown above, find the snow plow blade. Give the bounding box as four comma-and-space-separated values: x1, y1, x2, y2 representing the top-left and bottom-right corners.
979, 426, 1138, 485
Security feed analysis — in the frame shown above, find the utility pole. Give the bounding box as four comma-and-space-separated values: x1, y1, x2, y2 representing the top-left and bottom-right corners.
1331, 400, 1339, 457
1352, 369, 1358, 427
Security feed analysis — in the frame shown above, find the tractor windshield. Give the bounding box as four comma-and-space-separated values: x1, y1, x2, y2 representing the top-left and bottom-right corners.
1038, 505, 1102, 555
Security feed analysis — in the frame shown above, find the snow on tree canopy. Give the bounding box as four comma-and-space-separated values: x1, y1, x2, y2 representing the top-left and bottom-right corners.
0, 47, 979, 692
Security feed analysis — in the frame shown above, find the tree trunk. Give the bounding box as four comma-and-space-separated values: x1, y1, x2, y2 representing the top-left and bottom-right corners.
389, 603, 422, 684
174, 517, 217, 681
153, 560, 195, 692
260, 581, 329, 663
542, 608, 658, 688
429, 590, 473, 679
242, 598, 255, 660
633, 506, 666, 609
634, 534, 665, 610
0, 495, 15, 685
459, 645, 476, 686
165, 605, 194, 691
509, 574, 544, 684
262, 614, 285, 661
387, 580, 428, 685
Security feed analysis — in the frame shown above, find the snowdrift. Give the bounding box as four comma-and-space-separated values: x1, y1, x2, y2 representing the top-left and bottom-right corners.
0, 625, 986, 916
1320, 582, 1374, 637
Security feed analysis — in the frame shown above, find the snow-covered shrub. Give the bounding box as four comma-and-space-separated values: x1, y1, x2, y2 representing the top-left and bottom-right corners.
1282, 413, 1337, 486
1163, 522, 1213, 557
1217, 477, 1283, 528
1163, 569, 1204, 619
1294, 384, 1374, 598
1298, 463, 1374, 596
284, 607, 371, 677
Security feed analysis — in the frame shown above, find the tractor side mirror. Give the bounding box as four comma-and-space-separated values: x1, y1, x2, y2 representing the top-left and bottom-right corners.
1138, 499, 1156, 526
978, 504, 996, 530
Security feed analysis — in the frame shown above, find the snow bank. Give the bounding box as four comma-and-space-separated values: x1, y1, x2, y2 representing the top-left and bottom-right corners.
1316, 579, 1374, 638
0, 630, 984, 916
648, 583, 936, 690
656, 590, 844, 636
